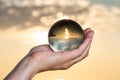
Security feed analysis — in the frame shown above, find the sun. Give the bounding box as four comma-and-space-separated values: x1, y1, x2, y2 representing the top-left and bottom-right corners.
56, 78, 64, 80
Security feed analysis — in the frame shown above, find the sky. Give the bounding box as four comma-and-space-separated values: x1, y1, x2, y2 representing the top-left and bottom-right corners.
91, 0, 120, 7
0, 0, 120, 80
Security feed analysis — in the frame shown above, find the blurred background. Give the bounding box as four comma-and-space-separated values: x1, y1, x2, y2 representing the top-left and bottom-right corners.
0, 0, 120, 80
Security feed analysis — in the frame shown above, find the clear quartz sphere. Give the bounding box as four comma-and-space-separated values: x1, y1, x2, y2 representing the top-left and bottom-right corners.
48, 19, 85, 52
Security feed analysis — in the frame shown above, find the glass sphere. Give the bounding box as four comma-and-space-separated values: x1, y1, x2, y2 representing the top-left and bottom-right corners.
48, 19, 85, 52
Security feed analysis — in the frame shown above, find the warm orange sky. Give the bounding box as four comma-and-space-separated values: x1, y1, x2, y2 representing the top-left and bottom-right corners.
1, 26, 120, 80
0, 0, 120, 80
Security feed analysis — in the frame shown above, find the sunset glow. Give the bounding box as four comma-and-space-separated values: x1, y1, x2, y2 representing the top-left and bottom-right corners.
0, 0, 120, 80
56, 78, 64, 80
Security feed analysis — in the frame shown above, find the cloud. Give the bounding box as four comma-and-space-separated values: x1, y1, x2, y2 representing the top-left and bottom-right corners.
0, 0, 90, 29
0, 0, 120, 32
83, 4, 120, 32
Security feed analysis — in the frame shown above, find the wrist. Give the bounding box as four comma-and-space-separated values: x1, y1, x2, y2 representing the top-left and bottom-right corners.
17, 56, 39, 79
4, 56, 37, 80
20, 56, 37, 79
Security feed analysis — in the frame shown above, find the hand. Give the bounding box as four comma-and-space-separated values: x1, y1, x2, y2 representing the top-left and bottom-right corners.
4, 28, 94, 80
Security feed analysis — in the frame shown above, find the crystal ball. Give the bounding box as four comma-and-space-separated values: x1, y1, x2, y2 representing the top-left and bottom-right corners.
48, 19, 85, 52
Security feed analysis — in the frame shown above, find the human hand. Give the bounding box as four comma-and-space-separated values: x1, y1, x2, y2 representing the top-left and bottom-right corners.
4, 28, 94, 80
28, 28, 94, 73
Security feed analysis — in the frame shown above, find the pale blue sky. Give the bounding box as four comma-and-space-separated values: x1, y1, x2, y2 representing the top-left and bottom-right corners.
91, 0, 120, 7
6, 0, 120, 7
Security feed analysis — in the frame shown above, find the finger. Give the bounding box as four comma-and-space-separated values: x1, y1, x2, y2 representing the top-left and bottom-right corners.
65, 30, 94, 60
60, 30, 93, 61
84, 28, 91, 36
59, 41, 92, 69
71, 41, 92, 65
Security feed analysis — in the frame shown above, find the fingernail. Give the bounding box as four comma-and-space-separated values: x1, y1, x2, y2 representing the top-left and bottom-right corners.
87, 28, 91, 30
86, 28, 91, 32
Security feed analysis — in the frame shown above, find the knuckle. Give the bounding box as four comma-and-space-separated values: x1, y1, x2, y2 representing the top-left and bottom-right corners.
84, 52, 89, 57
85, 54, 89, 57
83, 53, 89, 59
61, 63, 71, 70
64, 66, 69, 69
62, 66, 69, 70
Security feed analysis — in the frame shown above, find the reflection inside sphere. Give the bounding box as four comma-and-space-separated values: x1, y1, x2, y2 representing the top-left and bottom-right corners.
48, 19, 85, 52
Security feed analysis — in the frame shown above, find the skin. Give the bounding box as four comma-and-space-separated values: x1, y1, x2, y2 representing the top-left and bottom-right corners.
4, 28, 94, 80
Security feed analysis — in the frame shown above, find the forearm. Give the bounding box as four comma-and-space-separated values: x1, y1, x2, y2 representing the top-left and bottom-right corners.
4, 56, 36, 80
